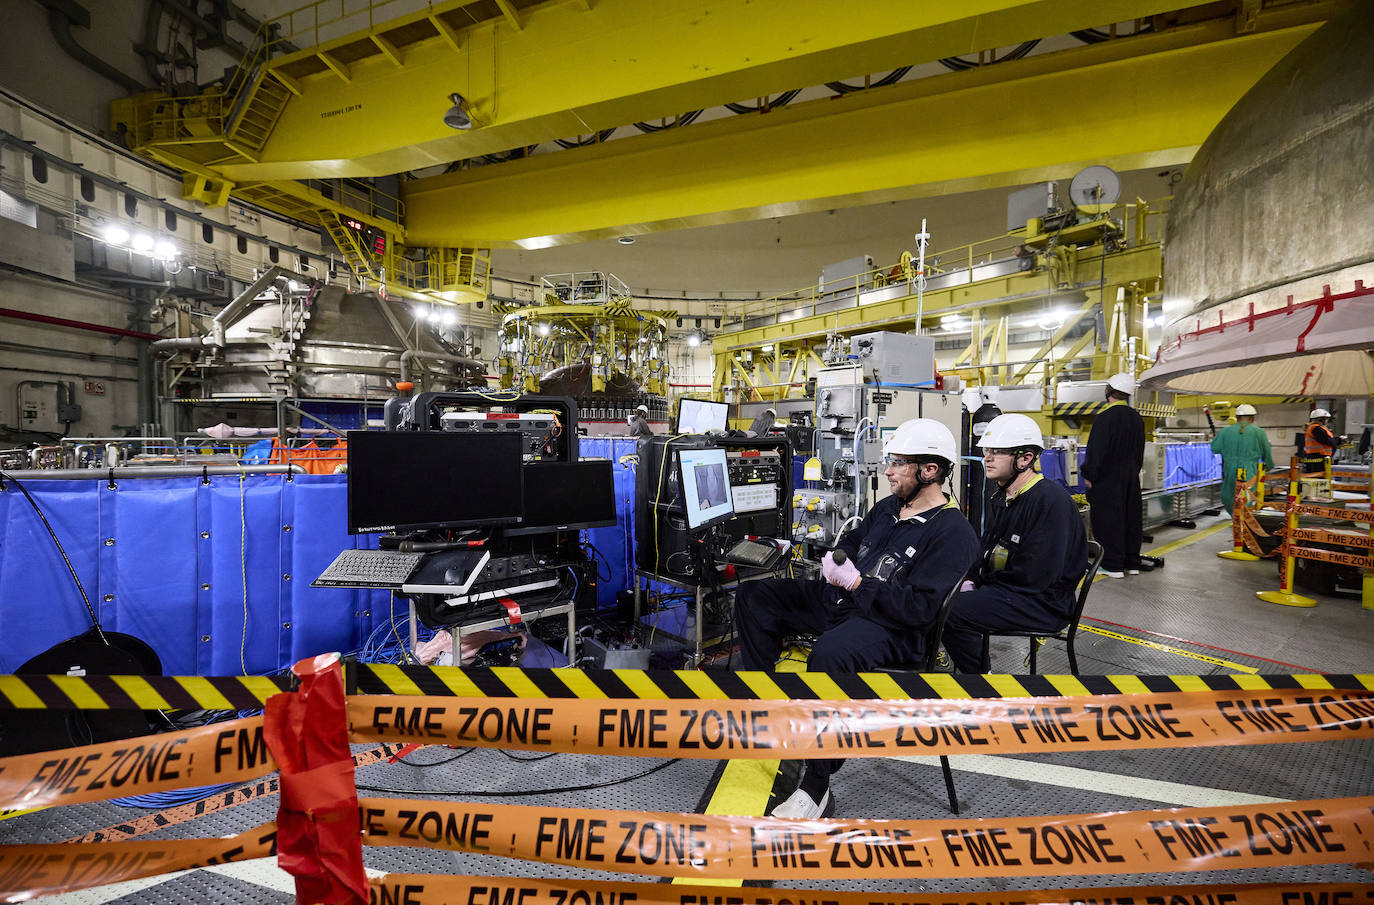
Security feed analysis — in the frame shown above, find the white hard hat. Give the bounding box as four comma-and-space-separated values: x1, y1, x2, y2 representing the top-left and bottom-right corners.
1310, 408, 1331, 419
1107, 373, 1135, 395
978, 413, 1044, 450
1234, 403, 1257, 417
636, 403, 649, 414
883, 418, 958, 465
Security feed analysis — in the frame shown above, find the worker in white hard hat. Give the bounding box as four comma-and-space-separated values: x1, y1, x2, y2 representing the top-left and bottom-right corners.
942, 413, 1089, 673
1303, 407, 1343, 464
626, 403, 654, 439
1081, 373, 1145, 578
734, 418, 979, 819
1210, 404, 1273, 513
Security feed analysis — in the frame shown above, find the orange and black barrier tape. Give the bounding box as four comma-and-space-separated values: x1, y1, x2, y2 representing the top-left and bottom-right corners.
346, 688, 1374, 758
356, 795, 1374, 879
366, 875, 1374, 905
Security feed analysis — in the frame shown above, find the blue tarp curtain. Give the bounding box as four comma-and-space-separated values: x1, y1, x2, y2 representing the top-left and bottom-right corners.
0, 474, 392, 676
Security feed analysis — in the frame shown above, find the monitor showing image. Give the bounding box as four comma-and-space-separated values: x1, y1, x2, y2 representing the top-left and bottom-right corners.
676, 398, 729, 434
677, 446, 735, 531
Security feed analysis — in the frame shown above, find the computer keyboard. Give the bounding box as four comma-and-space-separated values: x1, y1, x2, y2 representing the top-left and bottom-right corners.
313, 549, 425, 588
725, 538, 782, 567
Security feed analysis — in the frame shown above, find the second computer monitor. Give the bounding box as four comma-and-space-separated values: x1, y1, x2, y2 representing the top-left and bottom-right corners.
678, 446, 734, 531
676, 397, 729, 434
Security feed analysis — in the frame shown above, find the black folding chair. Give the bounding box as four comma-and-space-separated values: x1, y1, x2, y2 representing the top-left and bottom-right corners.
978, 540, 1104, 675
877, 566, 970, 813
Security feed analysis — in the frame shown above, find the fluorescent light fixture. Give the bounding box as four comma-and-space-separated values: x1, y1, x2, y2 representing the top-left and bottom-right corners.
940, 313, 962, 325
131, 233, 154, 252
761, 344, 774, 352
103, 224, 130, 245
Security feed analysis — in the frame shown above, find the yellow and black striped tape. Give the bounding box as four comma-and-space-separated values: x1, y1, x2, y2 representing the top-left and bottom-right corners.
1050, 402, 1176, 418
351, 664, 1374, 702
3, 667, 1369, 710
1052, 402, 1107, 417
1280, 395, 1312, 404
0, 674, 291, 711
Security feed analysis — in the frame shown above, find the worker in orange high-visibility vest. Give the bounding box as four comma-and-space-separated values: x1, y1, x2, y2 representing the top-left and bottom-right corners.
1302, 408, 1344, 469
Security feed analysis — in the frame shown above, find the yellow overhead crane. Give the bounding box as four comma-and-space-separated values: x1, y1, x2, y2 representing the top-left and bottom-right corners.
710, 200, 1173, 438
107, 0, 1340, 260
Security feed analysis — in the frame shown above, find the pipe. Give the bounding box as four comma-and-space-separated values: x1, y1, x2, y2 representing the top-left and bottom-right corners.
0, 464, 305, 481
37, 1, 147, 94
149, 336, 206, 352
0, 307, 162, 342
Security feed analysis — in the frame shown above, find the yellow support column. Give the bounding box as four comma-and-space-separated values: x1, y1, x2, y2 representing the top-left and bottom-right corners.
1218, 468, 1260, 561
1257, 457, 1317, 608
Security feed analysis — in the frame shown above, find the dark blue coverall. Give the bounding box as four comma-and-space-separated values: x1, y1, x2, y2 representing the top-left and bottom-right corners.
942, 475, 1089, 673
734, 493, 978, 783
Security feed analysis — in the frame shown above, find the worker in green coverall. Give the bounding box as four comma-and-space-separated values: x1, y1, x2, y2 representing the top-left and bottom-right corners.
1211, 403, 1274, 513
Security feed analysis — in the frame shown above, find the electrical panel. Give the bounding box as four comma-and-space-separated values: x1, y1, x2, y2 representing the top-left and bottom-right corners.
801, 363, 964, 556
849, 332, 936, 386
791, 489, 855, 546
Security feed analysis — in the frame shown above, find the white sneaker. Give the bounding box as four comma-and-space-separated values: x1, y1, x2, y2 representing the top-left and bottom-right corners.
1126, 568, 1141, 575
1099, 568, 1125, 579
771, 786, 833, 819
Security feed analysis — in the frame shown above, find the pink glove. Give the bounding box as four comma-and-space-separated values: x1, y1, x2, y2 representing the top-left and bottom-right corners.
821, 551, 839, 583
827, 557, 862, 590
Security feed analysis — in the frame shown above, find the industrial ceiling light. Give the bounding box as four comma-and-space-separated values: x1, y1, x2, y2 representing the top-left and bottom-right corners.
538, 323, 551, 336
103, 224, 130, 245
444, 93, 473, 130
686, 332, 701, 347
153, 240, 178, 259
131, 233, 154, 252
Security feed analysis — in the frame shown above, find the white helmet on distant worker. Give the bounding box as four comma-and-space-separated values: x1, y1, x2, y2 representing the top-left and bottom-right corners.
1107, 372, 1136, 395
1234, 404, 1257, 417
978, 413, 1044, 450
883, 418, 959, 466
1310, 408, 1331, 420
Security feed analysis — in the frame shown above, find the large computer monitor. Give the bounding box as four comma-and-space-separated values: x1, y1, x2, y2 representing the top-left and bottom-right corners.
347, 430, 524, 534
677, 447, 734, 531
507, 461, 618, 535
676, 398, 729, 434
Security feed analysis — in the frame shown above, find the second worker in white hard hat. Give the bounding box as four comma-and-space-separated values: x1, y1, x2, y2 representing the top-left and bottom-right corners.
942, 413, 1089, 673
733, 417, 979, 819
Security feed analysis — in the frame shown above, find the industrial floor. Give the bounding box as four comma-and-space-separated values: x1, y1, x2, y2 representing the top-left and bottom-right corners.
6, 513, 1372, 903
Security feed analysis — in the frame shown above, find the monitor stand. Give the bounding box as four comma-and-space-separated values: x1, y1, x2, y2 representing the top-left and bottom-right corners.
401, 549, 490, 595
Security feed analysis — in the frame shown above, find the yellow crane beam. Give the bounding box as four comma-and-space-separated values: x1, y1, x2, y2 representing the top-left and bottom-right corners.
213, 0, 1195, 182
401, 16, 1321, 247
710, 241, 1161, 369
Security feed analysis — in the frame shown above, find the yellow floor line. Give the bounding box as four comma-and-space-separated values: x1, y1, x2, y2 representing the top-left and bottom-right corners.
1085, 520, 1257, 673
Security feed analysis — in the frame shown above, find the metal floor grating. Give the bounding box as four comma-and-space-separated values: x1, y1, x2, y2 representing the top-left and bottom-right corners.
4, 514, 1371, 902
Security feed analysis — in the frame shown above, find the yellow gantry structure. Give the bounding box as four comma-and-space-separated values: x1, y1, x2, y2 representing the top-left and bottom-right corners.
109, 0, 1342, 276
712, 203, 1171, 436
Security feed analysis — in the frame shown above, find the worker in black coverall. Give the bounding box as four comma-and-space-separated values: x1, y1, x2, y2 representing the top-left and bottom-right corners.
734, 418, 979, 819
1082, 373, 1146, 578
942, 413, 1089, 672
